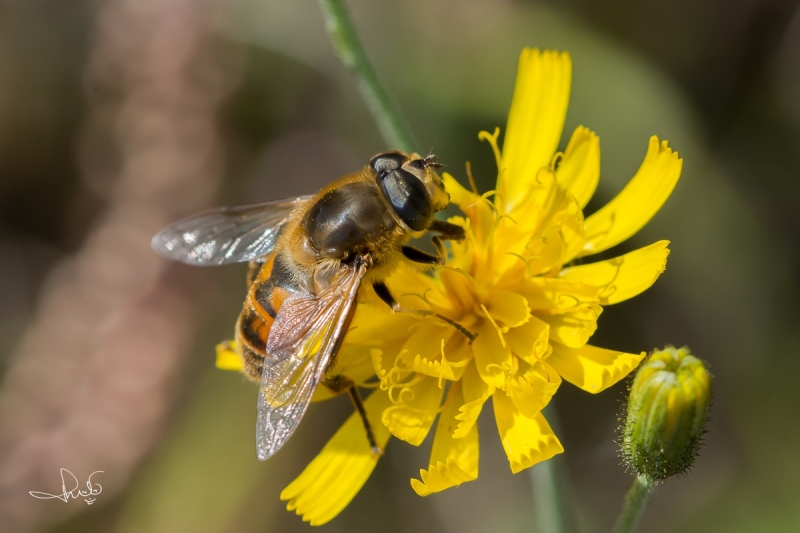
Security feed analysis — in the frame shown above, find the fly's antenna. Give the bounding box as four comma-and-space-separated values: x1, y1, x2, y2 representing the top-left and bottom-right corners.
424, 140, 443, 168
427, 139, 439, 157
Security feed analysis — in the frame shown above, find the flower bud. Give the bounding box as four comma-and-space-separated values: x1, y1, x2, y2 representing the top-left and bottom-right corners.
621, 346, 711, 482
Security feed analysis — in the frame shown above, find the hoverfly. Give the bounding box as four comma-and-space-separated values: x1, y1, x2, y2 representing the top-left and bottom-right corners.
152, 151, 471, 460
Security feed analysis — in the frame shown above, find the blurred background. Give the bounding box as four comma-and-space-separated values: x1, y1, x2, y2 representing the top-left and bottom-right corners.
1, 0, 798, 531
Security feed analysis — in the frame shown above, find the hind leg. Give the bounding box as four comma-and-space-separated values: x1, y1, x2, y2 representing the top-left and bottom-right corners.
322, 375, 383, 457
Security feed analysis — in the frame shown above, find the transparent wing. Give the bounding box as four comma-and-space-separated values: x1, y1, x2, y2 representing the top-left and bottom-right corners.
256, 262, 368, 460
151, 196, 312, 266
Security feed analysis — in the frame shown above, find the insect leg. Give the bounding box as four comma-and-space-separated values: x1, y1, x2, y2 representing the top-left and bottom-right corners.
401, 244, 444, 265
321, 375, 354, 393
322, 376, 382, 457
372, 282, 476, 343
347, 386, 382, 458
403, 220, 462, 265
429, 219, 466, 241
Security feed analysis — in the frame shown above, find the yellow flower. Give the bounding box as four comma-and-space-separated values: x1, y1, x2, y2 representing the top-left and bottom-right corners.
219, 48, 682, 525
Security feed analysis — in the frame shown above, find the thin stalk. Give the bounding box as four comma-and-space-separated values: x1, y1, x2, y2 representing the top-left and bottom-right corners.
316, 0, 416, 153
530, 403, 576, 533
613, 475, 653, 533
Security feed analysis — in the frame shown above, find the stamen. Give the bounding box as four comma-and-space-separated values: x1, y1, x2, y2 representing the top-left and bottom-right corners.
464, 190, 498, 214
382, 349, 414, 392
505, 252, 531, 276
555, 293, 587, 311
465, 161, 479, 195
533, 337, 547, 359
439, 265, 479, 285
599, 285, 618, 301
535, 166, 556, 186
438, 339, 448, 388
399, 288, 435, 308
496, 213, 518, 226
540, 343, 553, 360
480, 304, 508, 347
485, 363, 505, 376
550, 151, 564, 170
400, 386, 417, 403
478, 128, 503, 174
386, 372, 425, 403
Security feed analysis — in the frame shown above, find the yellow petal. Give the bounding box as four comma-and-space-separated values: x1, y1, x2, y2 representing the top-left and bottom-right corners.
442, 171, 476, 208
538, 303, 602, 348
515, 277, 599, 314
371, 348, 392, 387
485, 289, 530, 328
505, 316, 550, 365
331, 345, 379, 385
386, 265, 457, 315
346, 304, 418, 345
382, 375, 444, 445
453, 363, 494, 438
471, 320, 514, 389
281, 391, 392, 526
400, 322, 454, 367
442, 172, 494, 248
547, 342, 645, 393
556, 126, 600, 208
560, 240, 670, 305
498, 226, 567, 283
370, 339, 413, 381
553, 207, 587, 263
410, 333, 472, 382
215, 340, 242, 371
411, 381, 479, 496
439, 267, 481, 315
506, 362, 561, 418
500, 49, 572, 213
492, 390, 564, 473
581, 137, 682, 256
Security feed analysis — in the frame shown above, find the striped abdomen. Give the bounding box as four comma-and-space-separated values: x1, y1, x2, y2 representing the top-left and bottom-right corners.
235, 254, 296, 382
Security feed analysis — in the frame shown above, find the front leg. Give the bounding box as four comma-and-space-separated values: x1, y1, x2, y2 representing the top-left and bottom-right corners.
430, 219, 466, 241
402, 221, 464, 266
401, 236, 446, 266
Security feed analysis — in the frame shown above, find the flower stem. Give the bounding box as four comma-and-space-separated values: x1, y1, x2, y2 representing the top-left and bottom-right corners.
613, 475, 654, 533
316, 0, 416, 153
530, 404, 575, 533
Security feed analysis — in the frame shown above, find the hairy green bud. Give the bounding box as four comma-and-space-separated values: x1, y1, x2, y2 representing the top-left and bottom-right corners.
621, 346, 711, 482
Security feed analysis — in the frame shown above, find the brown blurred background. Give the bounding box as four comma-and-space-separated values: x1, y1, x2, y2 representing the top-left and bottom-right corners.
1, 0, 799, 532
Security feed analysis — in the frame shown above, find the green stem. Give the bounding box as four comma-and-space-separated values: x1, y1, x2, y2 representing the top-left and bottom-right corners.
613, 475, 654, 533
316, 0, 417, 153
530, 404, 575, 533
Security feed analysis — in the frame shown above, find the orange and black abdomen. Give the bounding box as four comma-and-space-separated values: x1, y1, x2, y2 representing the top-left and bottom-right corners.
235, 254, 295, 382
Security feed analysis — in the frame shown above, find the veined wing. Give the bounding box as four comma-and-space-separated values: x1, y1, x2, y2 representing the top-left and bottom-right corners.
151, 196, 311, 266
256, 262, 367, 460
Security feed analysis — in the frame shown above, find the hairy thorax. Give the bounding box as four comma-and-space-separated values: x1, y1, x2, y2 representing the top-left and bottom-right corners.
279, 178, 412, 292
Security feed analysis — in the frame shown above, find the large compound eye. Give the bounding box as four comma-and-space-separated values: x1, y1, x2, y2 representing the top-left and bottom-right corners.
370, 152, 407, 175
379, 168, 432, 231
